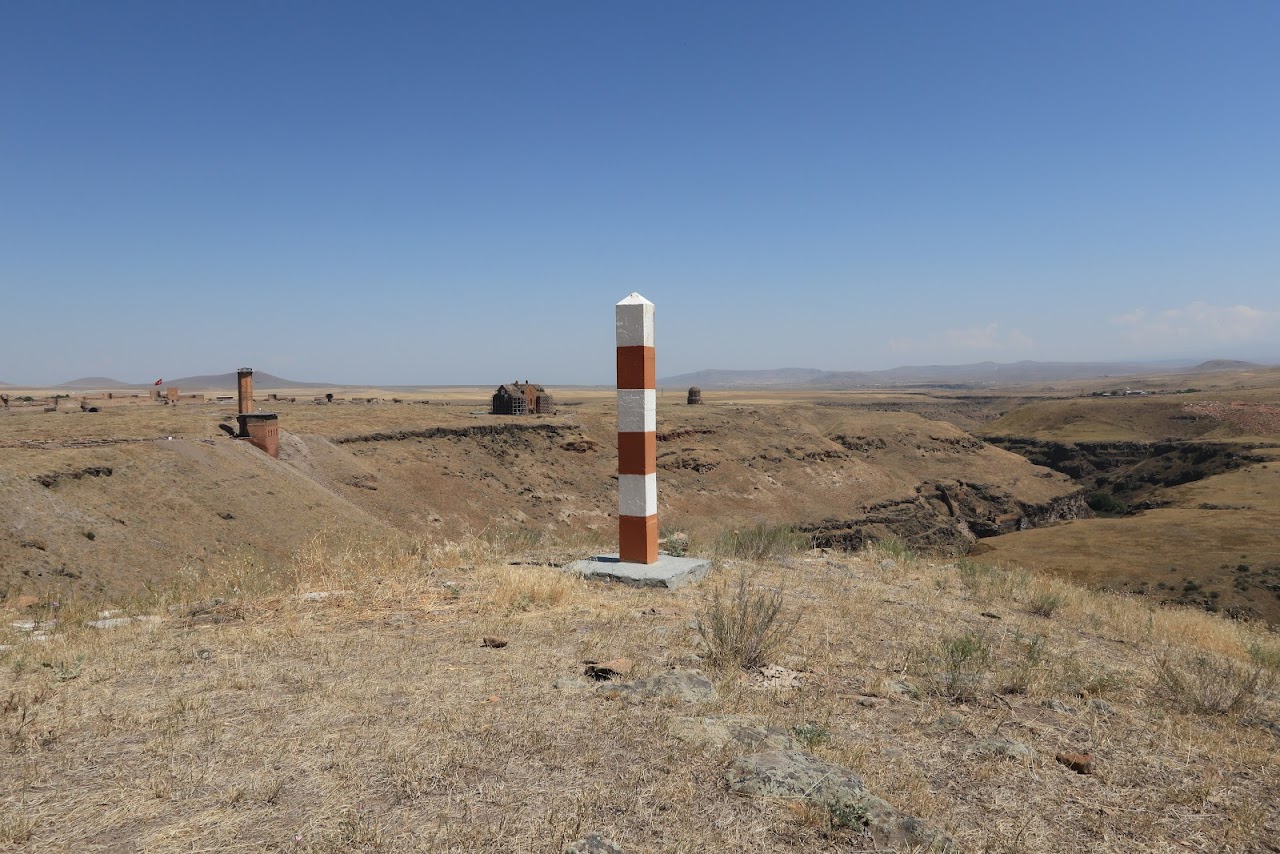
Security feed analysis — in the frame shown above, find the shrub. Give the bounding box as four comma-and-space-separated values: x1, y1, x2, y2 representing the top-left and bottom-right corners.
791, 722, 831, 750
660, 525, 691, 557
1002, 633, 1048, 695
956, 560, 993, 593
934, 630, 994, 701
1028, 589, 1065, 618
697, 571, 799, 670
873, 536, 915, 562
1247, 641, 1280, 671
1153, 649, 1268, 715
714, 523, 807, 561
1086, 491, 1127, 515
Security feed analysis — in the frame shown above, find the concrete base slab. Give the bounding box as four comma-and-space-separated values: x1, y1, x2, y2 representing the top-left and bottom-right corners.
565, 553, 713, 590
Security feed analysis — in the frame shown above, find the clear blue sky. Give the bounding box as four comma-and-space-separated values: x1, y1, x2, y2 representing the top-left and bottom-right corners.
3, 1, 1277, 385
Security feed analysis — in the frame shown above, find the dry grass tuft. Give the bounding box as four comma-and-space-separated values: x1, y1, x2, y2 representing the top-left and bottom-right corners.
713, 523, 809, 561
480, 564, 585, 613
1027, 585, 1067, 618
1152, 648, 1272, 716
697, 570, 799, 670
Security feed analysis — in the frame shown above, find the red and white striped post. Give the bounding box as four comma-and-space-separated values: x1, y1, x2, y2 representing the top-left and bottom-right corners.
616, 293, 658, 564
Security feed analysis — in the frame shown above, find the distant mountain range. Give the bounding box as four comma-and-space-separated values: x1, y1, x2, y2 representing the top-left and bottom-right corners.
10, 358, 1270, 391
659, 359, 1271, 389
53, 372, 328, 390
164, 371, 330, 389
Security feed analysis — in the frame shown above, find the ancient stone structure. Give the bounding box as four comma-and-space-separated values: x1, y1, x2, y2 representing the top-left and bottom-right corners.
165, 387, 179, 403
237, 413, 279, 458
616, 293, 658, 564
687, 386, 702, 405
491, 381, 554, 415
237, 368, 254, 415
233, 368, 278, 456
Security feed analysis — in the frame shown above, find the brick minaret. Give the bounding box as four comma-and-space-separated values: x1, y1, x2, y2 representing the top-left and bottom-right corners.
616, 293, 658, 564
237, 368, 254, 416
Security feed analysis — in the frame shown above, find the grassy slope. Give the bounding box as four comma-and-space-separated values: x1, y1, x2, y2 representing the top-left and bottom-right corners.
1, 536, 1277, 852
974, 369, 1280, 622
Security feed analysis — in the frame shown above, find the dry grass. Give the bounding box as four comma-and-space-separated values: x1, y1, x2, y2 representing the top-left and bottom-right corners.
1152, 649, 1272, 716
712, 523, 810, 562
1, 536, 1278, 852
696, 570, 800, 670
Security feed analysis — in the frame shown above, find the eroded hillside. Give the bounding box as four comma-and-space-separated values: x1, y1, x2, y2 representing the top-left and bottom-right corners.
0, 397, 1080, 601
973, 372, 1280, 623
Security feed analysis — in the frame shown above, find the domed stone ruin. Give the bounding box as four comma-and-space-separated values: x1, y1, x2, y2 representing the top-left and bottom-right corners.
687, 386, 702, 405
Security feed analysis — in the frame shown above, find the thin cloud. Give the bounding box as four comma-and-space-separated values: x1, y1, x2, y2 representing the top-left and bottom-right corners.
1109, 302, 1276, 345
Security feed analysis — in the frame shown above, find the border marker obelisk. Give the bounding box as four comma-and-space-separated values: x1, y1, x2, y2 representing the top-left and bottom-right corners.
566, 293, 711, 589
616, 292, 659, 563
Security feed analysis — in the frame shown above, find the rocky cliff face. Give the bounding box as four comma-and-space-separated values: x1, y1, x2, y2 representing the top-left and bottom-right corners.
798, 480, 1091, 556
986, 438, 1265, 509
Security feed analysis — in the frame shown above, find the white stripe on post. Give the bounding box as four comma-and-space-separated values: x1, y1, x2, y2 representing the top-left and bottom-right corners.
618, 473, 658, 517
616, 389, 657, 433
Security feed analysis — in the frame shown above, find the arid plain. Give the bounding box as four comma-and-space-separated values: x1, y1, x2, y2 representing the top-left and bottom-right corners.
1, 366, 1278, 851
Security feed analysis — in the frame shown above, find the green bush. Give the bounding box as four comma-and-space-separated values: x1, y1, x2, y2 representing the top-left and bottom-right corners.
935, 630, 994, 701
1002, 633, 1048, 695
791, 722, 831, 750
1246, 641, 1280, 672
1086, 491, 1127, 515
874, 536, 915, 562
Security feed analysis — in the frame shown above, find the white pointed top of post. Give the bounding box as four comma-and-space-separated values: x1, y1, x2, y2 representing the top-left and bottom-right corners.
616, 293, 654, 347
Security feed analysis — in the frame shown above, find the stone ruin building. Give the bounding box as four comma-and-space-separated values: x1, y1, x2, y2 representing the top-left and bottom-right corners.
491, 381, 554, 415
235, 368, 279, 458
687, 386, 702, 404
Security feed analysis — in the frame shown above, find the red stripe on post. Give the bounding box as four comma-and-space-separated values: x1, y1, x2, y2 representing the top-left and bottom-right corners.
619, 514, 658, 564
617, 431, 656, 475
616, 346, 655, 390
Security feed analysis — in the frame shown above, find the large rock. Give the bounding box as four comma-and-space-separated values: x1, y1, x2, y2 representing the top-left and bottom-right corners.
596, 669, 716, 705
726, 750, 951, 850
969, 738, 1033, 762
669, 715, 798, 752
563, 833, 624, 853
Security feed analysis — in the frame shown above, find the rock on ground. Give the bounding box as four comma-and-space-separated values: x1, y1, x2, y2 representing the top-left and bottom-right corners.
726, 750, 952, 851
563, 832, 625, 853
595, 669, 716, 705
668, 715, 799, 752
969, 738, 1034, 762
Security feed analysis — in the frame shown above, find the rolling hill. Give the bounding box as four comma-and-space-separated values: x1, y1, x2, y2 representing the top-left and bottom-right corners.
166, 371, 329, 389
57, 377, 138, 390
661, 359, 1206, 389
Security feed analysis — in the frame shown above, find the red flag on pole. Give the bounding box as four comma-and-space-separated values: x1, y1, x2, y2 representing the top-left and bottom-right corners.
154, 379, 163, 386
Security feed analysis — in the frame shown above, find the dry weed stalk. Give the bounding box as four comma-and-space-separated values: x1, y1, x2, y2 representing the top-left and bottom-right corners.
697, 570, 799, 670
